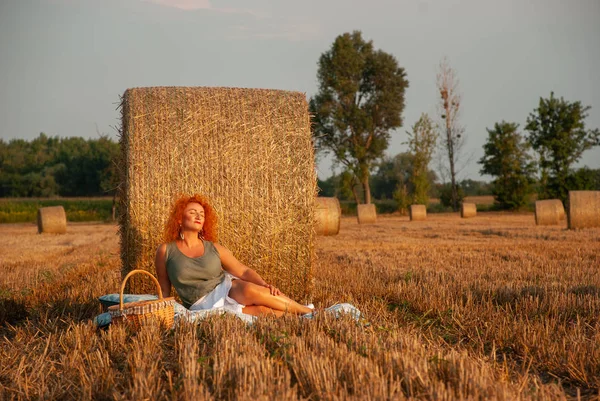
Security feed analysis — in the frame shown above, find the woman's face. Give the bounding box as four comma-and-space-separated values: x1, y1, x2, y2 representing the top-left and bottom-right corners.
180, 202, 205, 232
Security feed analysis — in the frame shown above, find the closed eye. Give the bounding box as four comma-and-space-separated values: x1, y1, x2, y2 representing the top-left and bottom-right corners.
188, 209, 204, 217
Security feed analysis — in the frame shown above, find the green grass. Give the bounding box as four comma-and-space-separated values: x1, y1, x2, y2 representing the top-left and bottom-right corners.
0, 198, 116, 223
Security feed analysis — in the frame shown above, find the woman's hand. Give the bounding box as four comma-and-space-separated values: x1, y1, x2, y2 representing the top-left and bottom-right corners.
264, 284, 281, 296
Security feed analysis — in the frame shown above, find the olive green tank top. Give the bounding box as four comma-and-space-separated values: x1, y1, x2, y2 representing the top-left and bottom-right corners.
165, 240, 225, 308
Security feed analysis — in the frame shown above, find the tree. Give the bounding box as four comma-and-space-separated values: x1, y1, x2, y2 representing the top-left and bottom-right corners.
317, 177, 335, 197
316, 170, 360, 202
371, 152, 437, 213
407, 113, 437, 205
310, 31, 409, 204
460, 179, 493, 196
479, 122, 536, 209
382, 153, 414, 214
372, 153, 413, 200
567, 167, 600, 191
393, 183, 411, 215
525, 92, 600, 203
436, 58, 467, 211
439, 183, 464, 209
372, 154, 410, 200
0, 133, 120, 198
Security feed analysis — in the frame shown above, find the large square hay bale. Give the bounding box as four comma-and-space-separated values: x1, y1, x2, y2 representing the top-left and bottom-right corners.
118, 87, 317, 299
568, 191, 600, 229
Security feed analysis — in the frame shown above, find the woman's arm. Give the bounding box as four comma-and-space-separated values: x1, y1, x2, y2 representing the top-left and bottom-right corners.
214, 243, 281, 296
155, 243, 171, 297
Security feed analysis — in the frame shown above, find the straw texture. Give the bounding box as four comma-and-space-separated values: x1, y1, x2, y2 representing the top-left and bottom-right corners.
357, 204, 376, 224
315, 197, 341, 236
535, 199, 563, 226
461, 203, 477, 218
118, 87, 317, 299
557, 201, 566, 220
37, 206, 67, 234
568, 191, 600, 229
409, 205, 427, 221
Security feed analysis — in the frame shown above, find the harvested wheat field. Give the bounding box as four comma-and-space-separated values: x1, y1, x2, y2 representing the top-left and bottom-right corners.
0, 213, 599, 400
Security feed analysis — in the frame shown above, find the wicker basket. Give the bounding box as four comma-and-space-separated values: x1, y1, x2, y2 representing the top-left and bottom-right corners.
108, 270, 175, 330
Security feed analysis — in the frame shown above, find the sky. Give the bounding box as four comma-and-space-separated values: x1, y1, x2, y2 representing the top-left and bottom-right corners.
1, 0, 599, 182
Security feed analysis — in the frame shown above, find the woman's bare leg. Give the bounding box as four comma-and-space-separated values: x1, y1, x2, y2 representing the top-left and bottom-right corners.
242, 305, 285, 317
229, 280, 312, 315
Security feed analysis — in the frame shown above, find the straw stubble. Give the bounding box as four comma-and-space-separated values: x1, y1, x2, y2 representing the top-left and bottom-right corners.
118, 87, 317, 299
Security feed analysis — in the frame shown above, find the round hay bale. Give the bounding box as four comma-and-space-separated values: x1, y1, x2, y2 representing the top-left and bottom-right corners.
535, 199, 562, 226
461, 203, 477, 218
315, 197, 341, 236
557, 200, 566, 220
568, 191, 600, 229
409, 204, 426, 221
37, 206, 67, 234
357, 204, 376, 224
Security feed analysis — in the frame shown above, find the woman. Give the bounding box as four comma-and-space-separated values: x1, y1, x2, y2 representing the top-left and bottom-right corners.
155, 194, 313, 317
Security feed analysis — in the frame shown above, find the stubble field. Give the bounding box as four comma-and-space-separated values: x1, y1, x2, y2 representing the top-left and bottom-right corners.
0, 212, 599, 400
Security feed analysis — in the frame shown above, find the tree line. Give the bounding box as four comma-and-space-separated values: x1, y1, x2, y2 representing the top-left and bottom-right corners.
311, 31, 600, 210
0, 133, 119, 197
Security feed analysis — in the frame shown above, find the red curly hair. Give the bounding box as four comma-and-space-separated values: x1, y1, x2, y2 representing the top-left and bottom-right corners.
164, 194, 218, 243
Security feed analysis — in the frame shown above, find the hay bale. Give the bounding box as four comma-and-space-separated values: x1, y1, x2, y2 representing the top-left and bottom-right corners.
568, 191, 600, 229
118, 87, 317, 298
461, 203, 477, 218
409, 204, 426, 221
557, 201, 566, 220
315, 197, 341, 236
37, 206, 67, 234
357, 204, 376, 224
535, 199, 563, 226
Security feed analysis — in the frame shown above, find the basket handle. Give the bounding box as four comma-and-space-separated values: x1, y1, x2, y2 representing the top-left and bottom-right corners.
119, 269, 164, 311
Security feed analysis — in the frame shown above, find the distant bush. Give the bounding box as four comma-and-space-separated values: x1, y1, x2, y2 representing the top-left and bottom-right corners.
0, 198, 116, 223
339, 199, 398, 216
426, 203, 453, 213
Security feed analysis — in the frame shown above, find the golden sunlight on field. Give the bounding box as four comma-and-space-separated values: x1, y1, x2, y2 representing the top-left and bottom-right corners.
0, 213, 599, 400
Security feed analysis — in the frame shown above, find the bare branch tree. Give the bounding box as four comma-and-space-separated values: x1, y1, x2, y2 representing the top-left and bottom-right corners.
436, 57, 467, 211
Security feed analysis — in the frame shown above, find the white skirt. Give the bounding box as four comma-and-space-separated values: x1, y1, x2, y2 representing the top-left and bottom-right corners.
188, 273, 245, 315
